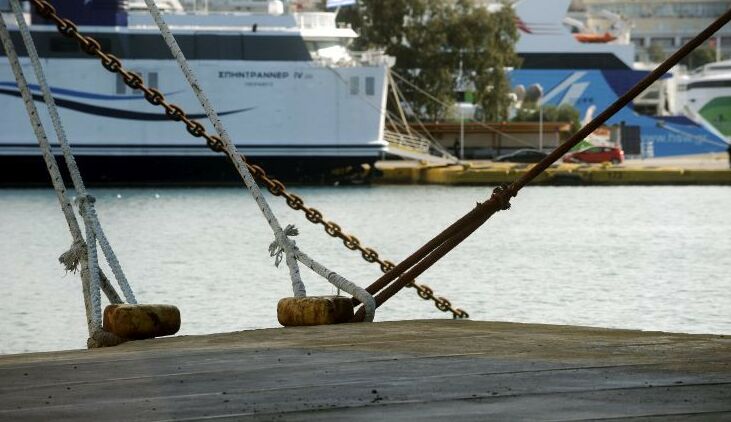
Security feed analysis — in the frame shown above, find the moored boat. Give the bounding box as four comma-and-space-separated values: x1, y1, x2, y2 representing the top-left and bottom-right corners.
507, 0, 728, 157
0, 0, 391, 184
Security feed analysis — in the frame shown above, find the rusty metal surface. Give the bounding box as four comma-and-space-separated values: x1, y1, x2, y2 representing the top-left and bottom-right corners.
27, 0, 467, 319
102, 304, 181, 340
277, 296, 354, 327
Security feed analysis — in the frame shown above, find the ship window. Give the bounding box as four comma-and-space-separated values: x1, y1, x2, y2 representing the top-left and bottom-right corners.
365, 76, 375, 96
195, 34, 244, 60
50, 35, 111, 54
50, 36, 79, 53
630, 38, 645, 47
95, 37, 113, 52
243, 36, 311, 61
116, 71, 146, 94
350, 76, 359, 95
148, 72, 158, 89
688, 80, 731, 90
652, 37, 675, 48
116, 74, 126, 94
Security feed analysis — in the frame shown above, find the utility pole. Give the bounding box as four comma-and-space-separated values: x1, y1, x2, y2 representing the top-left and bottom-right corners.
460, 108, 465, 160
538, 103, 543, 152
458, 53, 465, 160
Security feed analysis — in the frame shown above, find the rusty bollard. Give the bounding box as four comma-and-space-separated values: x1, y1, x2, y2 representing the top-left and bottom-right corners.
103, 304, 181, 340
277, 296, 353, 327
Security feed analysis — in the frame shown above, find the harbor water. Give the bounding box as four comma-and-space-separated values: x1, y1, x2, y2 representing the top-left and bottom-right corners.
1, 185, 730, 354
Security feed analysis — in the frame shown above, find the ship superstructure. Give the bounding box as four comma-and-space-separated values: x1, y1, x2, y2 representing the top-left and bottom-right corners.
507, 0, 728, 157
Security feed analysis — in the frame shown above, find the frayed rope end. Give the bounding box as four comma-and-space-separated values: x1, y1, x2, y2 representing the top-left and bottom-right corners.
59, 239, 86, 273
268, 224, 299, 268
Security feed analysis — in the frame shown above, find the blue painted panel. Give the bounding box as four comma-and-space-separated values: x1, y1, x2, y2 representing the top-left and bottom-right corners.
32, 0, 127, 27
509, 69, 728, 156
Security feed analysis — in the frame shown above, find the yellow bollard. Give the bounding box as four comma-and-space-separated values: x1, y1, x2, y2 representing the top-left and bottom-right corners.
277, 296, 353, 327
103, 304, 181, 340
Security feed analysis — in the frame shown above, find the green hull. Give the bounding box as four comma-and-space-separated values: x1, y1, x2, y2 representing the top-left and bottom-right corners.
699, 96, 731, 136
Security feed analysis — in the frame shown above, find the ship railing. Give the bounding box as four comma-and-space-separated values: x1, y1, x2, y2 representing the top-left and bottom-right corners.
309, 50, 394, 68
384, 130, 431, 154
310, 55, 355, 68
384, 130, 459, 164
294, 12, 337, 29
350, 50, 396, 67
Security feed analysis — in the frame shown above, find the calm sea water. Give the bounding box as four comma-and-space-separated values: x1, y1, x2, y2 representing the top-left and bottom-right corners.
1, 185, 729, 354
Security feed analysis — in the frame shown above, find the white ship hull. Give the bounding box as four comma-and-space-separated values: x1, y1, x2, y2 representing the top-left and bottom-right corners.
674, 61, 731, 141
0, 7, 390, 183
0, 59, 388, 157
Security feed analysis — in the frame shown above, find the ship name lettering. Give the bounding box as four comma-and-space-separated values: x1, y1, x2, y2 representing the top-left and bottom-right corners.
218, 71, 290, 79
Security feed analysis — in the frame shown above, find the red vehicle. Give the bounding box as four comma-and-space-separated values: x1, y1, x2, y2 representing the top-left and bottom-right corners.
563, 146, 624, 164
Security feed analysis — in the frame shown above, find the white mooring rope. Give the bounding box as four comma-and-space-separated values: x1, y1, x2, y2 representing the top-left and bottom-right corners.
142, 0, 375, 319
9, 0, 137, 306
275, 227, 377, 322
0, 12, 107, 338
145, 0, 305, 297
0, 7, 128, 346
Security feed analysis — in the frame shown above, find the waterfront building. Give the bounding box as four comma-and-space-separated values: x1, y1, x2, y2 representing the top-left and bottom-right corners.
575, 0, 731, 63
179, 0, 321, 12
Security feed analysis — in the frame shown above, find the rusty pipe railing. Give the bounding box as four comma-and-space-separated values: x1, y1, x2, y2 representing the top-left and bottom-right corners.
352, 8, 731, 321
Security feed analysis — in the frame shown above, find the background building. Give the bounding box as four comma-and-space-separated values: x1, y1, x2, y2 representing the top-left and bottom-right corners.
574, 0, 731, 62
179, 0, 322, 12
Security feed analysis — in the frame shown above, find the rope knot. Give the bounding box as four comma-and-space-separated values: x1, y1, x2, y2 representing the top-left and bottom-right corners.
75, 193, 96, 207
268, 224, 299, 267
491, 184, 513, 211
58, 239, 86, 273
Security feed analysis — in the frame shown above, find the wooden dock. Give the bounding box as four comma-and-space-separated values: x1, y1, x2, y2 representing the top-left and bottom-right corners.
1, 320, 729, 421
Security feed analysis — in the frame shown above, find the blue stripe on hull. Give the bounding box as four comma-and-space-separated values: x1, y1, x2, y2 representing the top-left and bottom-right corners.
0, 88, 253, 120
0, 81, 183, 100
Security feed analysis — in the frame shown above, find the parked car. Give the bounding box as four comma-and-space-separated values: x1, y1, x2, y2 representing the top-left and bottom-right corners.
493, 149, 549, 163
563, 146, 624, 164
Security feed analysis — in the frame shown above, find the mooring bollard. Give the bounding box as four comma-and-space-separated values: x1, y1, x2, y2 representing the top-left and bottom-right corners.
277, 296, 354, 327
103, 304, 181, 340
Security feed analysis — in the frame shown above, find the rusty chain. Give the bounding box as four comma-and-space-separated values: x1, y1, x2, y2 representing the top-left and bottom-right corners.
30, 0, 468, 318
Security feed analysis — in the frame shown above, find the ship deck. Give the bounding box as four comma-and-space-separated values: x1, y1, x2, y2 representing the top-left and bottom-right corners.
1, 320, 730, 421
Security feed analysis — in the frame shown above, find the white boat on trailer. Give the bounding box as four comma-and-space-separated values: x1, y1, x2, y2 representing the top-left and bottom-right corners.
0, 0, 392, 184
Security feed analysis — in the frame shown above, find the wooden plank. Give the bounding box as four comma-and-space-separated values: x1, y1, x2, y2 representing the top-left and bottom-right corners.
0, 320, 729, 421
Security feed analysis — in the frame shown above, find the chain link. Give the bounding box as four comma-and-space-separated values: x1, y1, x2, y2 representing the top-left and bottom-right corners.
247, 164, 469, 318
31, 0, 468, 319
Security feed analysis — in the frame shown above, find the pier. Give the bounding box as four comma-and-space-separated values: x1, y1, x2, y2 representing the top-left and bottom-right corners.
1, 3, 730, 420
1, 320, 729, 420
376, 159, 731, 185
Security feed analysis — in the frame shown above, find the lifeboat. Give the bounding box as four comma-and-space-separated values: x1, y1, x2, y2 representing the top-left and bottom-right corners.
574, 32, 617, 43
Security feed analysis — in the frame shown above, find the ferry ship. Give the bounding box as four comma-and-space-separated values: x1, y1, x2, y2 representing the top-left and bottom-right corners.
508, 0, 729, 157
0, 0, 391, 184
674, 59, 731, 141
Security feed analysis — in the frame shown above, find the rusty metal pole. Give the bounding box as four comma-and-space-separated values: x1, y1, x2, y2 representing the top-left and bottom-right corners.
353, 8, 731, 321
